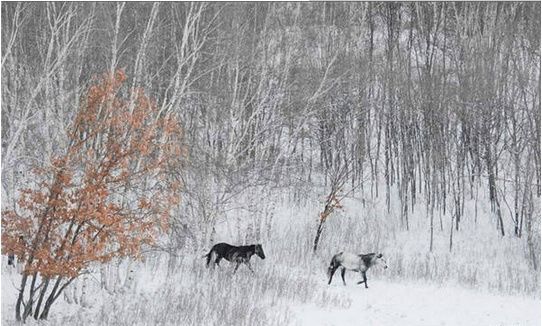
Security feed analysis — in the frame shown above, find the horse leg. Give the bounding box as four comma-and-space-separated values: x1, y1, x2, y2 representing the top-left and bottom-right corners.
340, 268, 346, 286
362, 271, 368, 288
357, 272, 367, 287
328, 267, 337, 285
233, 262, 241, 274
245, 261, 255, 274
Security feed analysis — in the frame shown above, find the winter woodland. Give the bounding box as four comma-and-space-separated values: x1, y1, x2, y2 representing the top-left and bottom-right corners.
1, 2, 540, 325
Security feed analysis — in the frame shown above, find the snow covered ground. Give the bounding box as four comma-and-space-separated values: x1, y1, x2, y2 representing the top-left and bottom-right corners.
2, 266, 541, 326
2, 198, 539, 325
2, 253, 540, 326
293, 279, 540, 326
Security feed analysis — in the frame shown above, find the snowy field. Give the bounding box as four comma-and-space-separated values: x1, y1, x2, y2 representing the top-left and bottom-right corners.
295, 280, 540, 326
2, 196, 540, 326
3, 259, 539, 326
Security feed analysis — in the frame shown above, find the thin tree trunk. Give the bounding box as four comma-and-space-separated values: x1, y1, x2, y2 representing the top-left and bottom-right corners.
39, 276, 63, 320
15, 273, 29, 321
22, 272, 39, 321
313, 219, 325, 253
429, 202, 434, 252
33, 278, 50, 319
449, 214, 454, 252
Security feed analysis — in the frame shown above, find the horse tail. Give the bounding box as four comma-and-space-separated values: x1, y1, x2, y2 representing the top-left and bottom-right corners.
203, 250, 213, 267
327, 253, 341, 276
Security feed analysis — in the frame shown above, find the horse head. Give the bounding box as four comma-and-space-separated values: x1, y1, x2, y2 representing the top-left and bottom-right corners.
255, 244, 266, 259
376, 253, 388, 269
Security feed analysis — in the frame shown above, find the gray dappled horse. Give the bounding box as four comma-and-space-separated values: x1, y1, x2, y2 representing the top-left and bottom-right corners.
204, 242, 266, 273
327, 252, 388, 288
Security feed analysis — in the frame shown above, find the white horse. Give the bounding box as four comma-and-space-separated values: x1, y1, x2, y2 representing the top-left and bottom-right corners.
327, 252, 388, 288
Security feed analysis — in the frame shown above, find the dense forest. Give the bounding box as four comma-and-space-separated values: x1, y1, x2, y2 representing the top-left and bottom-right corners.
1, 2, 540, 324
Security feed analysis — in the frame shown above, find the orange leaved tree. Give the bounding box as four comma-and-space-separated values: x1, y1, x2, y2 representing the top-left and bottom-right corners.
2, 70, 184, 321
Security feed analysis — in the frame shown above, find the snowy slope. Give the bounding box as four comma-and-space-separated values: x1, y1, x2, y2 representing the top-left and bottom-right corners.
293, 279, 540, 326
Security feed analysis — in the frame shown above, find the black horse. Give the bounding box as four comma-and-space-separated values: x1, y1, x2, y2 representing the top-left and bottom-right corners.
327, 252, 388, 288
203, 242, 266, 273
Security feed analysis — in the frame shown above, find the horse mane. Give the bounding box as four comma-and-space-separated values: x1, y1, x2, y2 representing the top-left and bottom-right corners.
359, 253, 376, 266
